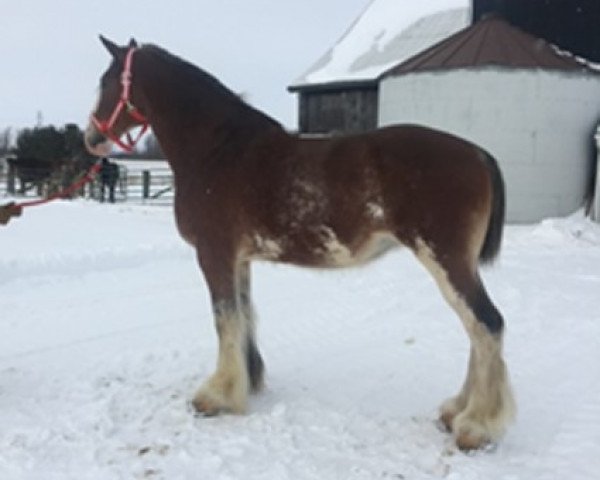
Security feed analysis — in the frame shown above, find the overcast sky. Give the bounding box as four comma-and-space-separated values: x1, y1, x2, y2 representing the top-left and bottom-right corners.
1, 0, 370, 132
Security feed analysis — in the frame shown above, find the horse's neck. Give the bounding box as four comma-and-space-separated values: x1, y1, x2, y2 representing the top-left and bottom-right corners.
136, 52, 281, 174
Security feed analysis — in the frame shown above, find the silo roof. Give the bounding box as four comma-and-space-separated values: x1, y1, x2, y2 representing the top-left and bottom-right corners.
384, 14, 594, 77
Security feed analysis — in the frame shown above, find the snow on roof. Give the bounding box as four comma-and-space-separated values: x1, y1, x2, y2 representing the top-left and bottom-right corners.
290, 0, 469, 90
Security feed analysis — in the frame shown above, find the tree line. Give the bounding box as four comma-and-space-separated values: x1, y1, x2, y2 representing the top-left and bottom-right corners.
1, 124, 164, 195
1, 125, 164, 163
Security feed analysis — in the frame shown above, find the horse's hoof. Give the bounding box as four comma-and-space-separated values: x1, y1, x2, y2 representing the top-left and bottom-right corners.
192, 382, 247, 416
455, 429, 493, 451
438, 396, 465, 433
452, 417, 495, 451
192, 394, 223, 416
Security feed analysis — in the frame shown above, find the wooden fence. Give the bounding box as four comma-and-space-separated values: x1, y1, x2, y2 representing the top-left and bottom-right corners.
0, 161, 174, 206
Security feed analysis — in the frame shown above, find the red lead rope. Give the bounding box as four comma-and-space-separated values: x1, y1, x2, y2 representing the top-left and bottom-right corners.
11, 160, 103, 209
3, 49, 146, 217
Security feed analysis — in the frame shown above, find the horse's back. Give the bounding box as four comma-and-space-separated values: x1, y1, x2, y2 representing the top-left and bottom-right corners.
291, 124, 502, 258
291, 124, 497, 222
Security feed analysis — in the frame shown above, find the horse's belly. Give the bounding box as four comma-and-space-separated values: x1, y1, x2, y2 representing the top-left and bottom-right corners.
319, 230, 399, 268
252, 228, 399, 268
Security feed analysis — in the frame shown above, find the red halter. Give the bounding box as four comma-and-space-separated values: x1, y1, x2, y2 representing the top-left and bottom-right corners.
92, 48, 149, 153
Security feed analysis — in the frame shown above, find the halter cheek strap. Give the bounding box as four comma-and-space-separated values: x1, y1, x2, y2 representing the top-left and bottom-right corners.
92, 47, 149, 153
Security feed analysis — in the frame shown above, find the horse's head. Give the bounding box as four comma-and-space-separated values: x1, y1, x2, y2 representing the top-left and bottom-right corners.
85, 36, 149, 157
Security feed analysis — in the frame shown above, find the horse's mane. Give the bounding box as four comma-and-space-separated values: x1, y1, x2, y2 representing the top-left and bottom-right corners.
140, 44, 282, 130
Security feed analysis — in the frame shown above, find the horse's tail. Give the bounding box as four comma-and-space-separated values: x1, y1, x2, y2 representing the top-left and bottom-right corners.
479, 151, 506, 265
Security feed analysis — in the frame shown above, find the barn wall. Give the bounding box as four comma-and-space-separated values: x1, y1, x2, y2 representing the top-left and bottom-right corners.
298, 87, 378, 134
379, 69, 600, 222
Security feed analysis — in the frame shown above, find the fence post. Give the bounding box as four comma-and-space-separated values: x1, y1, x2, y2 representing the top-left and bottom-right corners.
88, 178, 96, 200
7, 164, 16, 195
142, 170, 150, 199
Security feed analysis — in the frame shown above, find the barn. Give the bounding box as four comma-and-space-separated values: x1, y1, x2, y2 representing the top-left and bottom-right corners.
288, 0, 600, 222
288, 1, 470, 134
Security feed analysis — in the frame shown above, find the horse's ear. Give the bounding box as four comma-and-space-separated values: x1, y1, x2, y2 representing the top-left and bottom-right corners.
128, 38, 138, 48
99, 35, 122, 59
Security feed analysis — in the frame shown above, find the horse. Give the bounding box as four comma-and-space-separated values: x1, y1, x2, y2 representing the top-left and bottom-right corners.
85, 37, 515, 450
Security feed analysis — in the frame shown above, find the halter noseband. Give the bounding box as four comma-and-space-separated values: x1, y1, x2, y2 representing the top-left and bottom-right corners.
92, 47, 149, 153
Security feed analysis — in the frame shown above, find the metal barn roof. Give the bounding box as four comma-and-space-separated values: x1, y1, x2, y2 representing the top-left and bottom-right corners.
384, 14, 593, 77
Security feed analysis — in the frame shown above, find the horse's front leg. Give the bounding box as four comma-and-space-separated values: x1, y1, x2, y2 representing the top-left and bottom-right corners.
192, 251, 249, 415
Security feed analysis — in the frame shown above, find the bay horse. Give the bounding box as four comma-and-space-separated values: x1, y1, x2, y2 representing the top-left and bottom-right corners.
85, 37, 515, 450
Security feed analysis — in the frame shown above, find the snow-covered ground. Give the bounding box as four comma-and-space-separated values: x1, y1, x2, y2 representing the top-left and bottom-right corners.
1, 201, 599, 479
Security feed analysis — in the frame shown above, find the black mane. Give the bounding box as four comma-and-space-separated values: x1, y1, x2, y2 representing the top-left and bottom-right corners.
140, 44, 282, 130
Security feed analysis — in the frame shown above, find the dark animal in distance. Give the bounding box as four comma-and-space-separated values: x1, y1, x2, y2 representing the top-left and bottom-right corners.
7, 157, 53, 194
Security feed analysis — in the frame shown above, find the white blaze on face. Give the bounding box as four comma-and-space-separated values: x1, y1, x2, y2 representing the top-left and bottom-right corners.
84, 95, 113, 157
84, 128, 113, 157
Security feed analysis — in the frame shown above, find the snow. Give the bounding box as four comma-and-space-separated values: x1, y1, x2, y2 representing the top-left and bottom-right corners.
293, 0, 469, 86
1, 201, 600, 479
112, 159, 170, 174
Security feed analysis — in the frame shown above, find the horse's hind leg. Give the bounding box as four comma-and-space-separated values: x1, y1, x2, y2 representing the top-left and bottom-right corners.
192, 250, 250, 415
438, 346, 475, 431
415, 239, 515, 450
238, 261, 265, 392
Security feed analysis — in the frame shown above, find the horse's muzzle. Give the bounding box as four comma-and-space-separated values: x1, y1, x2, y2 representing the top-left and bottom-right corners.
84, 126, 112, 157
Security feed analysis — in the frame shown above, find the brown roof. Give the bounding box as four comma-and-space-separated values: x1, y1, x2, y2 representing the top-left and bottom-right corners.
383, 14, 592, 77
